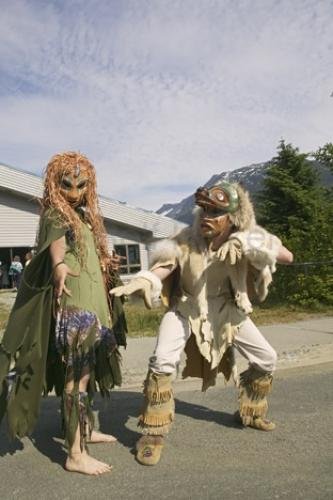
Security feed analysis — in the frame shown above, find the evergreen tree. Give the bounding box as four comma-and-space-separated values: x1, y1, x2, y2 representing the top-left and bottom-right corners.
256, 140, 333, 307
313, 142, 333, 173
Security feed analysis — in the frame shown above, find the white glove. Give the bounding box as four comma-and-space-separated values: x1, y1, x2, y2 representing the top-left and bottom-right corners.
110, 271, 162, 309
231, 226, 282, 270
215, 239, 242, 265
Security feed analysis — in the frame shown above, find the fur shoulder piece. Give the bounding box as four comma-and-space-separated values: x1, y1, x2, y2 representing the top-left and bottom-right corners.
229, 184, 256, 231
231, 225, 282, 271
149, 238, 181, 268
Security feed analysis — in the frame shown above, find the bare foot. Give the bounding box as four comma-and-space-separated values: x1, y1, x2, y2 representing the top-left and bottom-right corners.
88, 430, 117, 443
65, 451, 112, 475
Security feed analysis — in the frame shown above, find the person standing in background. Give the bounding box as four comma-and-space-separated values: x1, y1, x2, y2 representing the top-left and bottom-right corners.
0, 262, 9, 289
24, 251, 33, 267
8, 255, 23, 290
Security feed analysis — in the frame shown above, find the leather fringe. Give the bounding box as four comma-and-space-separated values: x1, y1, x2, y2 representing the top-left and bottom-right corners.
138, 371, 175, 435
138, 412, 174, 428
138, 423, 172, 436
143, 372, 174, 404
238, 366, 273, 426
250, 377, 272, 398
239, 368, 272, 398
239, 399, 268, 417
144, 387, 173, 405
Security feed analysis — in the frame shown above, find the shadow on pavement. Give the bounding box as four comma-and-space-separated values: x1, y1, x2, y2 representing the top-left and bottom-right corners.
0, 389, 240, 463
175, 399, 242, 429
0, 392, 143, 464
0, 428, 24, 456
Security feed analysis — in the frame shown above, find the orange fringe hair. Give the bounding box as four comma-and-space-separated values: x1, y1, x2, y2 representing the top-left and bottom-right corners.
41, 151, 110, 266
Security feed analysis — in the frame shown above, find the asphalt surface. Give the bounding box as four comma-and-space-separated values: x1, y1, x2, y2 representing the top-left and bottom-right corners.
0, 292, 332, 500
0, 362, 332, 500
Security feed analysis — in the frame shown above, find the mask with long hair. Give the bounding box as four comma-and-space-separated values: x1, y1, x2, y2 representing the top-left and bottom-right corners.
41, 151, 110, 265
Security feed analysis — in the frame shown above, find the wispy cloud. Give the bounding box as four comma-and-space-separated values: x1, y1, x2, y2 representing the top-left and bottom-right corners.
0, 0, 332, 209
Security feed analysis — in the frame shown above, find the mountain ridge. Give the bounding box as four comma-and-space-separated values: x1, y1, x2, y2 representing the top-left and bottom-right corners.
156, 161, 333, 224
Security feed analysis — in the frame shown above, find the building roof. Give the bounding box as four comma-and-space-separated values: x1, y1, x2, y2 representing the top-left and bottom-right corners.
0, 162, 186, 238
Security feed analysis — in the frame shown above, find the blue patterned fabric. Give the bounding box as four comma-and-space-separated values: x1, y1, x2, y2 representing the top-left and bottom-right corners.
55, 306, 117, 368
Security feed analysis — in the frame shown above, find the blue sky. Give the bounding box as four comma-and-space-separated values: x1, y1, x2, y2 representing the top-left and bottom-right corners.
0, 0, 332, 210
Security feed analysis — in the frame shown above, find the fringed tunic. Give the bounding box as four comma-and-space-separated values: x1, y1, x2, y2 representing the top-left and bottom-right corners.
0, 209, 124, 440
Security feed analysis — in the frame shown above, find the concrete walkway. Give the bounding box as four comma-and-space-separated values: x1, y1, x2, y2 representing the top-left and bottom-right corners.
1, 289, 332, 386
122, 316, 333, 386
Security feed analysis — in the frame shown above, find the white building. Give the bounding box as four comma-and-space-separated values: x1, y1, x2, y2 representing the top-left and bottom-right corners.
0, 162, 186, 281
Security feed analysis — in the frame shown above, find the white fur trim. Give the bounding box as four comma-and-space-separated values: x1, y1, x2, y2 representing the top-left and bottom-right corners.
255, 266, 273, 302
136, 270, 162, 301
229, 184, 256, 231
232, 226, 282, 271
148, 239, 180, 267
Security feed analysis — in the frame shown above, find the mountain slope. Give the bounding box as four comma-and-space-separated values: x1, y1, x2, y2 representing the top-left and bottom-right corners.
156, 161, 333, 224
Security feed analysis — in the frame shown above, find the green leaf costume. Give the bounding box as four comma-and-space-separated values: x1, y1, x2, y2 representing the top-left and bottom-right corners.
0, 209, 126, 445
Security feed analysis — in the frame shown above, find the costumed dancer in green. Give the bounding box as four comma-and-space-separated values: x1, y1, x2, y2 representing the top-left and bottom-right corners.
0, 152, 127, 475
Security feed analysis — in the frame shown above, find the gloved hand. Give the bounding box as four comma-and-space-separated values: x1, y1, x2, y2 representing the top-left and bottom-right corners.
231, 226, 282, 270
215, 239, 242, 265
110, 271, 162, 309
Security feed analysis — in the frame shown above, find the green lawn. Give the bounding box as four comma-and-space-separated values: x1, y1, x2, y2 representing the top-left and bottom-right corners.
123, 301, 333, 338
0, 308, 9, 332
1, 293, 332, 341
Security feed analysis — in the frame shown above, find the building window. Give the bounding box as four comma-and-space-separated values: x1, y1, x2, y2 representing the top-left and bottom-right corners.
114, 244, 141, 274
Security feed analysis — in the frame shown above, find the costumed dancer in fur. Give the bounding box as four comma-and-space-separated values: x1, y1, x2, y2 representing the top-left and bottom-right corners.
0, 152, 127, 475
111, 181, 293, 465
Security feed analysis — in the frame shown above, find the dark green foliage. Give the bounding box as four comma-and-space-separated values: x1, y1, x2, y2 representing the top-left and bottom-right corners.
313, 142, 333, 173
257, 140, 333, 307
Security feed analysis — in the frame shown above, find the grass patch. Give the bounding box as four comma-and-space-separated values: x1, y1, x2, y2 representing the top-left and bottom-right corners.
124, 302, 164, 338
0, 296, 332, 341
0, 308, 9, 329
125, 301, 333, 338
0, 306, 10, 341
250, 304, 333, 325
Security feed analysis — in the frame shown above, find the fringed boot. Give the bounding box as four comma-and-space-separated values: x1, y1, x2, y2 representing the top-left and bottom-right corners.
237, 366, 275, 431
136, 370, 174, 465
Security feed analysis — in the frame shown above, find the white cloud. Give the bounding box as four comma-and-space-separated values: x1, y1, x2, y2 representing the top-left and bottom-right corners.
0, 0, 332, 209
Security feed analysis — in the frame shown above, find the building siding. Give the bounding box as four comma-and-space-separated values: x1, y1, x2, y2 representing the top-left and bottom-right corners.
0, 191, 40, 247
0, 162, 187, 275
0, 163, 186, 239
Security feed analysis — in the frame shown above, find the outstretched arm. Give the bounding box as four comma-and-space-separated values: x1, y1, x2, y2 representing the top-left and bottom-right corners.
50, 236, 78, 302
231, 226, 294, 270
276, 245, 293, 264
150, 265, 173, 280
110, 265, 173, 309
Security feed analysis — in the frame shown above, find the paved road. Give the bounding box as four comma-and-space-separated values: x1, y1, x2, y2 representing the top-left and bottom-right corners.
1, 292, 332, 499
0, 362, 332, 500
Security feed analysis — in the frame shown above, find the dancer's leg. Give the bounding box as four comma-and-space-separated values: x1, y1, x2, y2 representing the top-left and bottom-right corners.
136, 311, 190, 465
234, 318, 277, 431
64, 368, 112, 475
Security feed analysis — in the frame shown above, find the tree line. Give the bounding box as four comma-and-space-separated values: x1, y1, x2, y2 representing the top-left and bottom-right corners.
255, 140, 333, 308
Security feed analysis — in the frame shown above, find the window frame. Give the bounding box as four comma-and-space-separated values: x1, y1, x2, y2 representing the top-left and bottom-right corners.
114, 243, 142, 275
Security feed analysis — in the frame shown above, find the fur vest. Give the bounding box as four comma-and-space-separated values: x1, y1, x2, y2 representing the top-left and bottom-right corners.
149, 184, 282, 389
